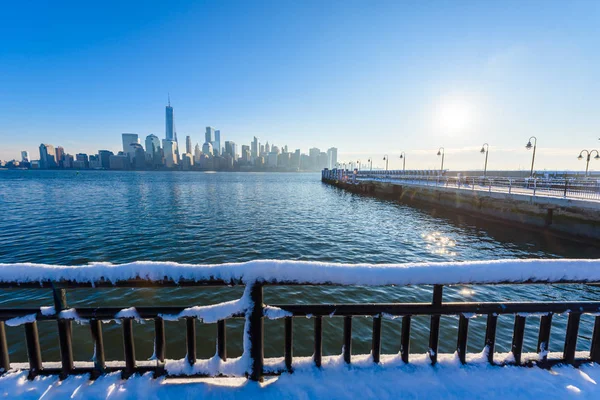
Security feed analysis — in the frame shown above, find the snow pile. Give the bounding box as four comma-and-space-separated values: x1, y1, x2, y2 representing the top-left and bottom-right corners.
159, 296, 249, 323
0, 259, 600, 286
2, 354, 600, 399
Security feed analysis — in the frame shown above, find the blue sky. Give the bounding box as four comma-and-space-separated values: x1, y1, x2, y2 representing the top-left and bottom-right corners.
1, 0, 599, 171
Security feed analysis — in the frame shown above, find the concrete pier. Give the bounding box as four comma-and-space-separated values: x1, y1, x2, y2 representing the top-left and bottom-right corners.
322, 173, 600, 242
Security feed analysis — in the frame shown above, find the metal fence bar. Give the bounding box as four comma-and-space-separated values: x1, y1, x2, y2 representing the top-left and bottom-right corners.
284, 317, 293, 371
401, 316, 411, 364
343, 316, 352, 364
314, 316, 323, 368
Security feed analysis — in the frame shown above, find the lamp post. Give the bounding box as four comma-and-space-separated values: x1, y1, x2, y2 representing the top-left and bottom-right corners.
437, 147, 445, 175
356, 160, 361, 171
383, 155, 389, 171
578, 149, 600, 177
399, 152, 406, 174
367, 158, 373, 171
480, 143, 489, 177
525, 136, 537, 177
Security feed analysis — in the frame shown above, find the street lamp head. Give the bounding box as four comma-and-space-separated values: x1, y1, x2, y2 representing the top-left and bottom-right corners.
383, 156, 387, 160
526, 141, 533, 150
437, 150, 441, 156
578, 154, 583, 160
399, 154, 403, 159
480, 147, 485, 154
595, 154, 600, 160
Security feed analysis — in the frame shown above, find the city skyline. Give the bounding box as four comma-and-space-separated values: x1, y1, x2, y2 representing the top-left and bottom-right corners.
1, 1, 600, 171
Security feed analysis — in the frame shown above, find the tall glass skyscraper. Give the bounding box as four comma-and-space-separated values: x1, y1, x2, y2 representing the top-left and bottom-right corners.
165, 98, 174, 141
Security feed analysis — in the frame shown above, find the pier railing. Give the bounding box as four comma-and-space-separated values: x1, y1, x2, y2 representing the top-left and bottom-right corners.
322, 169, 600, 201
1, 260, 600, 381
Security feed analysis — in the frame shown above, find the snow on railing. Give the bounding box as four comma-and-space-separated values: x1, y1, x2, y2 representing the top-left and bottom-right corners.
1, 259, 600, 286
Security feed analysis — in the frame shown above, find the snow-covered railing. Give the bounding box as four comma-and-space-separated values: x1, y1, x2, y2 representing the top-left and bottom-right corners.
1, 259, 600, 382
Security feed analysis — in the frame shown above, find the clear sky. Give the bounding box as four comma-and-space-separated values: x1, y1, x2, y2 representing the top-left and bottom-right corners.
1, 0, 599, 171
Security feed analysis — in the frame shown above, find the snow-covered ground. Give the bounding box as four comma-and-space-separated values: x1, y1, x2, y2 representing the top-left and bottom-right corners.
3, 353, 600, 399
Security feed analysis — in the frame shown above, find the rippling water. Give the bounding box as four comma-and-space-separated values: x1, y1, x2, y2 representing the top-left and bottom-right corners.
0, 170, 599, 364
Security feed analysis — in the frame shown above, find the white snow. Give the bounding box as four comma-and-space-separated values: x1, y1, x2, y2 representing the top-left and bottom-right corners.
114, 307, 141, 320
160, 296, 249, 323
0, 259, 599, 286
40, 306, 55, 316
263, 306, 292, 319
3, 353, 600, 399
5, 314, 36, 327
58, 308, 88, 324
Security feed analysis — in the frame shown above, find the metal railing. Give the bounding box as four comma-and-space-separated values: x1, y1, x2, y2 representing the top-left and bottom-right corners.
1, 276, 600, 381
322, 169, 600, 201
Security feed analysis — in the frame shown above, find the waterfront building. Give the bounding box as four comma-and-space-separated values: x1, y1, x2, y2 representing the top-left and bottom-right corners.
122, 133, 139, 156
62, 154, 74, 169
225, 141, 237, 159
109, 154, 129, 170
98, 150, 113, 169
327, 147, 338, 169
89, 155, 101, 169
145, 134, 161, 160
215, 130, 221, 156
39, 143, 56, 169
278, 152, 290, 168
265, 142, 270, 154
181, 153, 194, 170
55, 146, 65, 168
165, 99, 175, 141
241, 145, 251, 163
194, 144, 202, 163
319, 152, 328, 170
186, 136, 192, 154
163, 139, 178, 168
268, 152, 278, 168
291, 149, 301, 170
251, 136, 260, 159
76, 153, 89, 169
21, 151, 29, 163
202, 142, 213, 156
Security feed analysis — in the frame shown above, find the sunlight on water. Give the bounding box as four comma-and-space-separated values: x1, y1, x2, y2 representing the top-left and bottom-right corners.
422, 231, 457, 256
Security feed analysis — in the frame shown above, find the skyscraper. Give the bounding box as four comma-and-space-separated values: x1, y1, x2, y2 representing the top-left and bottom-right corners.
214, 130, 221, 156
165, 96, 174, 141
251, 136, 260, 159
162, 139, 178, 168
55, 146, 65, 168
21, 151, 29, 163
145, 135, 161, 157
327, 147, 338, 169
39, 143, 56, 169
186, 136, 192, 154
122, 133, 139, 155
205, 127, 215, 144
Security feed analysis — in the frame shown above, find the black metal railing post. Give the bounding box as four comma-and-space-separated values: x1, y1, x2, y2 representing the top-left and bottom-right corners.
0, 322, 9, 374
249, 283, 264, 382
90, 319, 105, 379
25, 322, 42, 380
284, 317, 293, 372
401, 316, 411, 363
484, 314, 497, 365
429, 285, 443, 365
343, 316, 352, 364
217, 320, 227, 361
53, 287, 74, 379
537, 314, 553, 363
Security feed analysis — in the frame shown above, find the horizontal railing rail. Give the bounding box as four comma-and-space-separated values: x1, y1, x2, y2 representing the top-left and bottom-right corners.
1, 260, 600, 382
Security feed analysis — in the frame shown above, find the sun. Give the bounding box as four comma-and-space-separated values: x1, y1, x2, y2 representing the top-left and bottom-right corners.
433, 96, 476, 135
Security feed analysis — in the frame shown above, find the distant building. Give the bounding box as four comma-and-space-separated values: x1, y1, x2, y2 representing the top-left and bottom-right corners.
291, 149, 301, 170
327, 147, 338, 169
165, 98, 175, 141
181, 153, 194, 170
268, 152, 278, 168
194, 144, 202, 163
202, 142, 213, 157
162, 139, 178, 168
186, 136, 192, 154
241, 145, 251, 163
265, 142, 270, 154
145, 134, 160, 158
215, 130, 221, 156
21, 151, 29, 163
109, 154, 129, 170
251, 136, 260, 160
122, 133, 139, 156
224, 141, 237, 159
98, 150, 113, 169
63, 154, 74, 169
89, 155, 102, 169
76, 153, 89, 169
39, 143, 56, 169
54, 146, 65, 168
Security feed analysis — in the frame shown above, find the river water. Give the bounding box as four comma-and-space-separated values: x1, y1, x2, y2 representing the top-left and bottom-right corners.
0, 170, 599, 364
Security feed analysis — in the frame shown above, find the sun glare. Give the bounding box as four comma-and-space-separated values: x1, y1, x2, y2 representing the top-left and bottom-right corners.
434, 96, 476, 135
